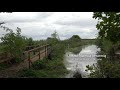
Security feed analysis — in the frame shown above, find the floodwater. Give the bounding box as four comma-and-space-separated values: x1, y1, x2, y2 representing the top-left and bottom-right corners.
64, 45, 101, 78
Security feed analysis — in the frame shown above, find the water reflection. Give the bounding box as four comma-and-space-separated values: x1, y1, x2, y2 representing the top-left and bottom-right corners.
64, 45, 100, 78
69, 46, 82, 55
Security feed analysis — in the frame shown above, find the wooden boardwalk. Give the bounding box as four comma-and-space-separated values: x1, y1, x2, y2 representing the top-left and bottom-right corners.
0, 44, 51, 78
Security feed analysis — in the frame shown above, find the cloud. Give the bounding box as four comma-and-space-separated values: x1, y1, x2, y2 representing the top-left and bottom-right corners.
0, 12, 54, 23
0, 12, 98, 41
55, 18, 97, 28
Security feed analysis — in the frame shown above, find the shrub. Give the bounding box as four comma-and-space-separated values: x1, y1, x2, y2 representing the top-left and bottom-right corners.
32, 60, 46, 70
18, 69, 37, 77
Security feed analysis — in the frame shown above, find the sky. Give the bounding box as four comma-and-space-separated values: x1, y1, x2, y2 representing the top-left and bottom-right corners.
0, 12, 98, 41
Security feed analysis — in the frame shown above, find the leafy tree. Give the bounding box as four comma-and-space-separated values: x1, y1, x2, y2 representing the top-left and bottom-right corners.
51, 30, 60, 40
87, 12, 120, 78
47, 31, 60, 45
1, 27, 26, 61
93, 12, 120, 43
27, 37, 34, 46
69, 35, 81, 42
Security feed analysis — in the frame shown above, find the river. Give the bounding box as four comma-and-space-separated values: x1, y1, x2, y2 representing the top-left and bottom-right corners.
64, 44, 100, 78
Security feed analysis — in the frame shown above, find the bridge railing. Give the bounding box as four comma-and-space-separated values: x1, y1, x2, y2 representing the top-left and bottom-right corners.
0, 44, 51, 67
23, 44, 51, 68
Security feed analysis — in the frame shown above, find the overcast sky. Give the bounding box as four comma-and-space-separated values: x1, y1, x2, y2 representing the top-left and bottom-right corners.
0, 12, 98, 41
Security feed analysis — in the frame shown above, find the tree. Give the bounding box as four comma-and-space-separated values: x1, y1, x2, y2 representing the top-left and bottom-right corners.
88, 12, 120, 78
47, 30, 60, 45
93, 12, 120, 43
1, 27, 26, 61
27, 37, 34, 46
69, 35, 81, 42
51, 30, 60, 40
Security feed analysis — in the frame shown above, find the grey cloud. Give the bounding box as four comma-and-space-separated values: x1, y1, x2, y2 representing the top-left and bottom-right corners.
0, 12, 98, 40
55, 18, 97, 28
0, 12, 54, 24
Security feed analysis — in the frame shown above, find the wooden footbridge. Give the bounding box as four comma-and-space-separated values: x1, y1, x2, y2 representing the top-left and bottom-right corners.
0, 44, 52, 69
23, 44, 51, 68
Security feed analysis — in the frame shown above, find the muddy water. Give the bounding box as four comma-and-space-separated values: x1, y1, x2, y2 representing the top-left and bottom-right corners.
64, 45, 100, 78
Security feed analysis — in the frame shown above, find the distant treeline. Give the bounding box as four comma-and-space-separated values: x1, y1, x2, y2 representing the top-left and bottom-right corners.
81, 39, 96, 40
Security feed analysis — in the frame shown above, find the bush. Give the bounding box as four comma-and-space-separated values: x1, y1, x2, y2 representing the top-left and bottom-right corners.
32, 60, 46, 70
101, 38, 113, 54
18, 69, 37, 77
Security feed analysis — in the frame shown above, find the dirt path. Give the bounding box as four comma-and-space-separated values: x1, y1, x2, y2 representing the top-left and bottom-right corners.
0, 50, 47, 78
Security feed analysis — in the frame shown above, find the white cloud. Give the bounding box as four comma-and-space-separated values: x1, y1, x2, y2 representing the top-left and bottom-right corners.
0, 12, 98, 41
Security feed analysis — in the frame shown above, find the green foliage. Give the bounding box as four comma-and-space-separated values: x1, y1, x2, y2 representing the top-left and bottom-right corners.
93, 12, 120, 43
32, 60, 46, 70
17, 41, 68, 78
100, 38, 113, 54
69, 35, 81, 42
86, 58, 120, 78
26, 37, 34, 46
88, 12, 120, 78
51, 30, 60, 40
1, 27, 26, 62
47, 31, 60, 45
47, 37, 58, 45
18, 69, 37, 78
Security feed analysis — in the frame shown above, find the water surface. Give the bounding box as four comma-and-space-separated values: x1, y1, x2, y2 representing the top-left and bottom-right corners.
64, 45, 100, 78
